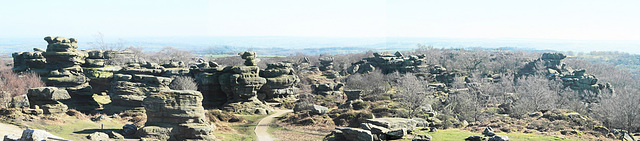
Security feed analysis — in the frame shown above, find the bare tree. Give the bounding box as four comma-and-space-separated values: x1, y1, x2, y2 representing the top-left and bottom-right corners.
511, 75, 559, 118
394, 73, 434, 118
90, 32, 125, 51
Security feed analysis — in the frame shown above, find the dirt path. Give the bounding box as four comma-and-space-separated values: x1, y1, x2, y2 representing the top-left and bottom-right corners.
255, 110, 293, 141
0, 122, 23, 138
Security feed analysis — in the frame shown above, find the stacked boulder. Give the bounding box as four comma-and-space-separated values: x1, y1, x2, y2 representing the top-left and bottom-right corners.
330, 118, 423, 141
259, 62, 300, 102
107, 62, 173, 114
220, 51, 270, 114
82, 50, 124, 109
138, 90, 216, 141
311, 82, 344, 96
319, 57, 334, 71
26, 87, 70, 114
38, 36, 95, 111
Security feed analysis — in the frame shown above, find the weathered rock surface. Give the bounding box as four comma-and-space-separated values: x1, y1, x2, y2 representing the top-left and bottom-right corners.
87, 132, 109, 141
337, 127, 374, 141
312, 83, 344, 96
26, 87, 70, 114
259, 62, 300, 102
4, 129, 66, 141
365, 118, 418, 131
138, 90, 216, 141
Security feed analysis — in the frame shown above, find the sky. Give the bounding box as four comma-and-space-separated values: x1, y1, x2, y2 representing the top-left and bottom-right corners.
1, 0, 640, 41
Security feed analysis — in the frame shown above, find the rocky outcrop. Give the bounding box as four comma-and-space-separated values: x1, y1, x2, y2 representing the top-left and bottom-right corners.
38, 36, 97, 111
107, 62, 174, 114
138, 90, 216, 141
11, 48, 46, 72
259, 62, 300, 102
190, 51, 273, 114
347, 52, 456, 84
518, 53, 614, 103
27, 87, 70, 114
312, 83, 344, 96
339, 90, 366, 109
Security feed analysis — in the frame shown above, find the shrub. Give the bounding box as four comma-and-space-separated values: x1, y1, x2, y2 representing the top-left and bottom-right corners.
169, 76, 198, 90
0, 59, 45, 108
205, 109, 243, 122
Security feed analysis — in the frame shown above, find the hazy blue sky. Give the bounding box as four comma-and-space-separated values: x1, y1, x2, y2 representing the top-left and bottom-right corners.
1, 0, 640, 41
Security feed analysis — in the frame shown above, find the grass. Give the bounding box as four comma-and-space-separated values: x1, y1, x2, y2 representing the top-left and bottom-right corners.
407, 128, 581, 141
23, 115, 124, 140
214, 114, 270, 141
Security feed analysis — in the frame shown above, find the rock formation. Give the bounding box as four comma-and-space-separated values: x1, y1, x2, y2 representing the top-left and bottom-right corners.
138, 90, 216, 141
191, 51, 278, 114
518, 53, 614, 102
220, 51, 270, 114
319, 57, 334, 71
259, 62, 300, 102
26, 87, 70, 114
107, 62, 173, 114
11, 48, 46, 72
311, 82, 344, 96
347, 52, 456, 84
329, 118, 422, 141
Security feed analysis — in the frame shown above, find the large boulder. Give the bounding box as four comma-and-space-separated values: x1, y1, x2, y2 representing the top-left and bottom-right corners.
337, 127, 374, 141
27, 87, 71, 102
87, 132, 109, 141
139, 90, 216, 141
365, 118, 418, 131
18, 129, 65, 141
27, 87, 70, 114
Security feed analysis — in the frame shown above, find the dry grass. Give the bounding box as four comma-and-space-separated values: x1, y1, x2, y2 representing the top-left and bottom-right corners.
270, 119, 334, 141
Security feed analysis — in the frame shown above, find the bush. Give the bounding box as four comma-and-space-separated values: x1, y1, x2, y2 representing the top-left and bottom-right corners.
169, 76, 198, 90
206, 109, 243, 122
0, 59, 45, 108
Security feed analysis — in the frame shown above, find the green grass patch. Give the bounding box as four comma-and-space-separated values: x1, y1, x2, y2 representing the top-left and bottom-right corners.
24, 116, 123, 140
408, 129, 581, 141
215, 114, 270, 141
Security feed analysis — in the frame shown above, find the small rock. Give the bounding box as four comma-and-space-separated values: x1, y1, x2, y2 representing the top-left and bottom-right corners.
482, 127, 495, 137
108, 131, 125, 139
465, 136, 485, 141
87, 132, 109, 141
412, 134, 432, 141
488, 135, 509, 141
254, 108, 268, 115
311, 104, 329, 115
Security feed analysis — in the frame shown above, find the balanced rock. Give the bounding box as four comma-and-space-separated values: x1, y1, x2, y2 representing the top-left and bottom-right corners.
259, 62, 300, 102
138, 90, 216, 141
